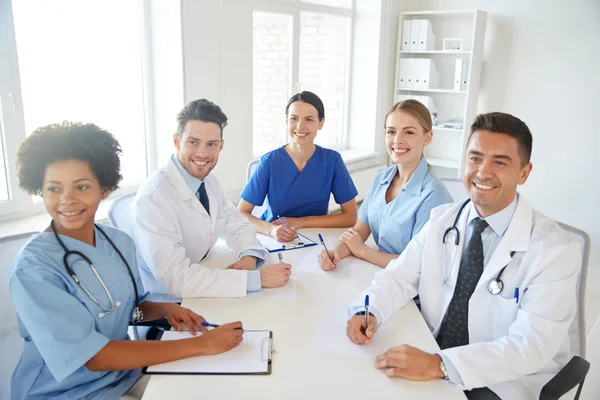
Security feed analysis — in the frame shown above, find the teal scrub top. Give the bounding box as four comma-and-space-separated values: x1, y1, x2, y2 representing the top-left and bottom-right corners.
9, 224, 149, 399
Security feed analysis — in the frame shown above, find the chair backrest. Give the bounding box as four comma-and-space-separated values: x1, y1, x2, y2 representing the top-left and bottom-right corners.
580, 315, 600, 399
108, 192, 137, 237
246, 159, 268, 218
557, 222, 590, 359
0, 232, 37, 400
439, 177, 468, 202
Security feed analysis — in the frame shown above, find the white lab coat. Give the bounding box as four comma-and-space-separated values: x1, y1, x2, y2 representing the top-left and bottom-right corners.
349, 197, 581, 400
132, 158, 267, 299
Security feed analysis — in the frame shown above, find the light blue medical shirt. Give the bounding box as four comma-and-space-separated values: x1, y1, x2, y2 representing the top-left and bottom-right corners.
358, 157, 453, 254
439, 195, 519, 384
10, 224, 151, 399
171, 155, 263, 291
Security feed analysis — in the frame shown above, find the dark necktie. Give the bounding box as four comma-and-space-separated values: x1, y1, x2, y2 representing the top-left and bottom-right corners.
437, 218, 488, 349
196, 182, 210, 216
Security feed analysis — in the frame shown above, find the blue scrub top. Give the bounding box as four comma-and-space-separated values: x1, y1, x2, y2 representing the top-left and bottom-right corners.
358, 157, 453, 254
9, 224, 150, 400
241, 145, 358, 222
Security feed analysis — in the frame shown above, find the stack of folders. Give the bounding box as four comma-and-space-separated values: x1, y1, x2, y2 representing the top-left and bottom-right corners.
397, 58, 439, 90
454, 58, 470, 91
401, 19, 435, 52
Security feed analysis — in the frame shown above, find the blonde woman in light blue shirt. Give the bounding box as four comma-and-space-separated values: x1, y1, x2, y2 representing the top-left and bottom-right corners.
319, 100, 452, 269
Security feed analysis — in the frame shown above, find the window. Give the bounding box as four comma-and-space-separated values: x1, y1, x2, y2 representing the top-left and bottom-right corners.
0, 0, 151, 218
252, 1, 352, 157
0, 126, 8, 202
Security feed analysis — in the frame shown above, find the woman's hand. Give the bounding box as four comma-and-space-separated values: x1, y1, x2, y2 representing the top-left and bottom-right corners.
269, 223, 297, 242
340, 228, 367, 259
164, 304, 208, 335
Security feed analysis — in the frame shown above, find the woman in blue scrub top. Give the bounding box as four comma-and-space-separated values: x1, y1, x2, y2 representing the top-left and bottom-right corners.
238, 91, 358, 242
9, 122, 244, 400
319, 99, 453, 269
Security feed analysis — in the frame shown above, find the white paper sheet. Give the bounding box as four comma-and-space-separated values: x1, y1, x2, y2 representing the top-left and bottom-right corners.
310, 304, 394, 357
145, 330, 271, 374
256, 233, 315, 252
294, 246, 326, 274
247, 276, 297, 300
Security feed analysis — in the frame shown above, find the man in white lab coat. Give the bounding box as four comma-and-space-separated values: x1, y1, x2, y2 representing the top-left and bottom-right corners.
344, 113, 581, 399
132, 99, 291, 301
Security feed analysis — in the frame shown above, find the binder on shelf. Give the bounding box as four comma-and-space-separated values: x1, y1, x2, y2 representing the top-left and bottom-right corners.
418, 59, 439, 89
460, 59, 470, 91
401, 20, 412, 51
453, 58, 463, 91
410, 19, 420, 51
417, 19, 435, 51
397, 58, 409, 88
405, 59, 416, 89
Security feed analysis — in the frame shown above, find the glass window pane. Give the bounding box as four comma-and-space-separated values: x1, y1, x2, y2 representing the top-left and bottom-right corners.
12, 0, 147, 186
299, 12, 349, 149
0, 124, 9, 202
252, 11, 292, 157
300, 0, 351, 9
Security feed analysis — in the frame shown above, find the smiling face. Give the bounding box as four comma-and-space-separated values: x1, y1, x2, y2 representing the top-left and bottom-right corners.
42, 159, 109, 235
463, 130, 533, 217
384, 110, 432, 166
173, 120, 224, 179
286, 101, 324, 145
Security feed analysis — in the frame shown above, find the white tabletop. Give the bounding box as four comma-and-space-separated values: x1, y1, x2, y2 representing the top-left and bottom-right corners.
142, 228, 466, 400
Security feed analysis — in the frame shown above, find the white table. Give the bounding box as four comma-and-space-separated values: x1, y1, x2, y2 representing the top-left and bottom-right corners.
142, 228, 466, 399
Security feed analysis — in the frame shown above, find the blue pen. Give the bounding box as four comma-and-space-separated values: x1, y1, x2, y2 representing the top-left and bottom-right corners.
514, 287, 519, 303
365, 295, 370, 338
201, 321, 220, 328
277, 215, 299, 239
318, 233, 332, 261
278, 253, 284, 262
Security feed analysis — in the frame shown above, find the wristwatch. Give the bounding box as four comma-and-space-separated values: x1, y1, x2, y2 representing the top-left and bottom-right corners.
439, 359, 449, 381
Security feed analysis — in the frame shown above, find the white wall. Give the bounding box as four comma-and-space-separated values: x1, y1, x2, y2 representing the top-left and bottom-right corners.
385, 0, 600, 262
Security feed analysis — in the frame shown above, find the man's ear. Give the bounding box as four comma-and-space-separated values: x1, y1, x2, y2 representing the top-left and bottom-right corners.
519, 162, 533, 185
173, 132, 181, 151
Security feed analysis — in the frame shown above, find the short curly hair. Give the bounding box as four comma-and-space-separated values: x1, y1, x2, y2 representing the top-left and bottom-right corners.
16, 121, 123, 195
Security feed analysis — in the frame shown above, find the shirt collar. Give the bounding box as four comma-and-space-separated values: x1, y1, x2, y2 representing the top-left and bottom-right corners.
379, 156, 429, 196
171, 154, 204, 194
467, 194, 519, 237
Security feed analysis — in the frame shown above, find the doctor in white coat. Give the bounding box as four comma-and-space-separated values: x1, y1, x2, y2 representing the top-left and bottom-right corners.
346, 112, 581, 400
132, 99, 291, 301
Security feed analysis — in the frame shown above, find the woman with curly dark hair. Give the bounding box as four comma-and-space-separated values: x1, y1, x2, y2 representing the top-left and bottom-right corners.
10, 121, 243, 400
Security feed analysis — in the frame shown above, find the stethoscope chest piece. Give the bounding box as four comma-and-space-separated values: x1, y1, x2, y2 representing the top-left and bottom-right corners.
487, 278, 504, 295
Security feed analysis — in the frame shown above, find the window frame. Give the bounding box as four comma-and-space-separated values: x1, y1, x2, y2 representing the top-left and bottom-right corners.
252, 0, 354, 153
0, 0, 155, 221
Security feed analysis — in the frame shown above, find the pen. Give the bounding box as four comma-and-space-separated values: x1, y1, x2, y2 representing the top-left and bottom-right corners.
365, 295, 370, 341
201, 321, 244, 330
278, 253, 283, 262
318, 233, 332, 260
277, 215, 299, 239
514, 287, 519, 303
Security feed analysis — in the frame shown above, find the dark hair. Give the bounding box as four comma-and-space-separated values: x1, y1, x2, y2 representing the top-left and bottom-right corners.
16, 121, 122, 195
176, 98, 228, 138
469, 112, 533, 166
285, 91, 325, 121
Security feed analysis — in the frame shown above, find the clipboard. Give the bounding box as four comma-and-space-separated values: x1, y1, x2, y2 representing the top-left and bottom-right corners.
257, 232, 317, 253
142, 330, 273, 375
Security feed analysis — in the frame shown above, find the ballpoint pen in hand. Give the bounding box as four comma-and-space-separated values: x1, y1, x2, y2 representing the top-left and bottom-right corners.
201, 321, 244, 330
277, 215, 299, 239
278, 253, 284, 262
318, 233, 332, 260
365, 294, 370, 345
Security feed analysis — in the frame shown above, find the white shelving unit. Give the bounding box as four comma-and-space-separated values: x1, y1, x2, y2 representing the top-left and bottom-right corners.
393, 9, 487, 178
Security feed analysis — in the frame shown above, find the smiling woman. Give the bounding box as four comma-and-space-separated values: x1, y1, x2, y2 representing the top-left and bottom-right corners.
9, 121, 245, 400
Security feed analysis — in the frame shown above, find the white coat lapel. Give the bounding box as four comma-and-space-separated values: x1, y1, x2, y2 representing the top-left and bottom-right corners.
476, 196, 532, 292
165, 158, 210, 216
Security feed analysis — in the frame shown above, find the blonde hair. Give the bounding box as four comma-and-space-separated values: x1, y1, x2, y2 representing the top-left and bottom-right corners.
384, 99, 432, 133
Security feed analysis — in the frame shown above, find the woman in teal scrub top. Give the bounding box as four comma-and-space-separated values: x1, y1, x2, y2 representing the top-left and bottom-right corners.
318, 100, 453, 269
238, 91, 358, 242
9, 122, 243, 400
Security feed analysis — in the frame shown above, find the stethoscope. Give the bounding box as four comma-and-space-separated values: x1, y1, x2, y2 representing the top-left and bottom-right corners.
51, 221, 143, 323
439, 199, 515, 295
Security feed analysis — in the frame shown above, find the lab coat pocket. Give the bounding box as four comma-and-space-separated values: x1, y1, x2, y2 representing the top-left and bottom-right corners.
493, 296, 519, 337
